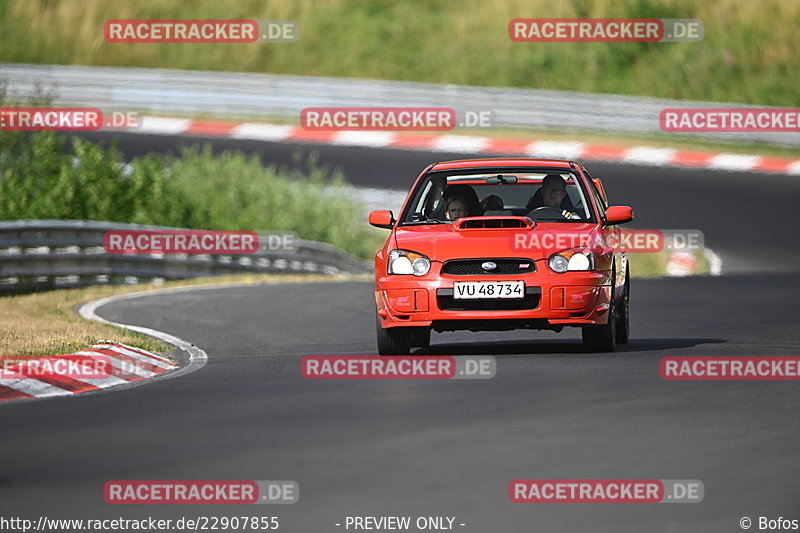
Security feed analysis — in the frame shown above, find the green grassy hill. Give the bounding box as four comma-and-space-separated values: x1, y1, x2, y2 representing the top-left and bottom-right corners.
0, 0, 797, 106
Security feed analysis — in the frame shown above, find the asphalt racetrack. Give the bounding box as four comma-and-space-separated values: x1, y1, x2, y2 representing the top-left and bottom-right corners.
2, 134, 799, 532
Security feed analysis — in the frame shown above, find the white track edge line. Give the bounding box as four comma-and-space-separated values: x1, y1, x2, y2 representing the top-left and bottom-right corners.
77, 287, 209, 388
4, 282, 292, 403
75, 281, 320, 389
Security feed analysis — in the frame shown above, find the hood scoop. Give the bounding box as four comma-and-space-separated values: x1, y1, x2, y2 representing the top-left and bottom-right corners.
454, 216, 534, 230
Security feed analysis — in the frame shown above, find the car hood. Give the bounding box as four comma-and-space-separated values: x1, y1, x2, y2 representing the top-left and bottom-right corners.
394, 222, 600, 262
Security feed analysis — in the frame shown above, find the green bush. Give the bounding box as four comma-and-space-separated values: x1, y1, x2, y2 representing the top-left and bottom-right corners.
0, 129, 383, 259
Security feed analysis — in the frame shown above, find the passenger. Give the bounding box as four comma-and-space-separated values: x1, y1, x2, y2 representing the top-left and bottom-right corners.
431, 183, 483, 219
481, 194, 504, 212
445, 196, 468, 221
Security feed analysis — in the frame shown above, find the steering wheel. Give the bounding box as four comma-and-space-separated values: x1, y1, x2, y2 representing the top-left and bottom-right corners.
527, 206, 568, 220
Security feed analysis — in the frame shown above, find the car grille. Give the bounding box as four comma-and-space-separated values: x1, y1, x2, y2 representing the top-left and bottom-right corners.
436, 287, 541, 311
441, 259, 535, 276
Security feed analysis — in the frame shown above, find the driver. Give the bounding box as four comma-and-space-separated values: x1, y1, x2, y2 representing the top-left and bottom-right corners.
528, 174, 581, 220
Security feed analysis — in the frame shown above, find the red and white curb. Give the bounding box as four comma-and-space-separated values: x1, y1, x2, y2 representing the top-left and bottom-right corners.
666, 248, 723, 277
0, 287, 210, 405
119, 116, 800, 175
77, 286, 209, 378
0, 341, 175, 402
666, 253, 698, 277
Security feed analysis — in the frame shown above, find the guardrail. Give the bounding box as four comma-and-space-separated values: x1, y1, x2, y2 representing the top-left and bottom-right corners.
1, 63, 796, 146
0, 220, 371, 294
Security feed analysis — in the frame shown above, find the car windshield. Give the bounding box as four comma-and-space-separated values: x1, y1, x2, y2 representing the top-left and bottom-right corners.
401, 170, 594, 224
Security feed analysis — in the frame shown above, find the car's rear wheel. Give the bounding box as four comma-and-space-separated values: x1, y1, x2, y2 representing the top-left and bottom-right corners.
582, 287, 617, 353
376, 315, 412, 355
615, 269, 630, 344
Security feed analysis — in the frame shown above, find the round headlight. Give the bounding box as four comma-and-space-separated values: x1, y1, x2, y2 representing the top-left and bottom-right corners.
412, 257, 431, 276
567, 253, 591, 271
388, 250, 431, 276
390, 256, 413, 274
549, 254, 569, 273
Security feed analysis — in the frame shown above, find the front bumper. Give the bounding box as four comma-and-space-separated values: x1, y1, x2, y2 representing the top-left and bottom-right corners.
375, 264, 613, 330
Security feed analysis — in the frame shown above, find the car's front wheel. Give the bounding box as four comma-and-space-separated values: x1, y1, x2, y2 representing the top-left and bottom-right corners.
615, 269, 630, 344
582, 291, 617, 353
409, 327, 431, 348
376, 315, 412, 355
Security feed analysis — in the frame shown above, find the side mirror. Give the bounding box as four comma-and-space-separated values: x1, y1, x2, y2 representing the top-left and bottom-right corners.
604, 206, 634, 225
369, 210, 395, 229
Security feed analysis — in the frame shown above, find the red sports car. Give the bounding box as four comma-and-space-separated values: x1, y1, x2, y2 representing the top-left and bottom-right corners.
369, 158, 634, 354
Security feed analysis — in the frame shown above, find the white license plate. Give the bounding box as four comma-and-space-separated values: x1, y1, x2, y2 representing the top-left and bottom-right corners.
453, 281, 525, 299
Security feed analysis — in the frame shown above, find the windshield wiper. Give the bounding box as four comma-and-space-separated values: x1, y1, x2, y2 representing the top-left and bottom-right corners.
404, 212, 447, 225
403, 218, 447, 225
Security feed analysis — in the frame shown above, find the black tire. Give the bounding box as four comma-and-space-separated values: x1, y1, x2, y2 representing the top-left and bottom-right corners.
376, 315, 412, 355
615, 269, 630, 344
582, 288, 617, 353
409, 327, 431, 348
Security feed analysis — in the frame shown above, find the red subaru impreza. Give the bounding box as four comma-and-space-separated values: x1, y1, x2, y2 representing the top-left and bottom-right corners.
369, 158, 634, 354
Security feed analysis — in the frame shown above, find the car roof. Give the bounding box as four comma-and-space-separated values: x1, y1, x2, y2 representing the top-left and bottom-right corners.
429, 158, 576, 171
